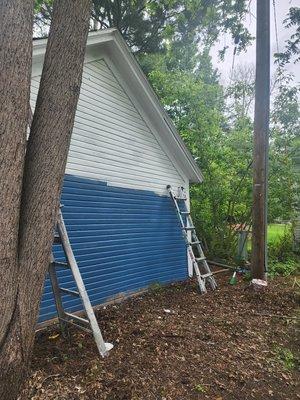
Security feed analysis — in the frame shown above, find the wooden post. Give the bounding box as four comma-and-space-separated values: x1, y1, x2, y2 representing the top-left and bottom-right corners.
251, 0, 270, 281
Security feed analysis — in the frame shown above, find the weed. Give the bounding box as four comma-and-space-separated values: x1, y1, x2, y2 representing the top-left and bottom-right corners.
243, 270, 252, 282
149, 282, 164, 293
275, 346, 298, 370
89, 363, 100, 378
195, 384, 207, 393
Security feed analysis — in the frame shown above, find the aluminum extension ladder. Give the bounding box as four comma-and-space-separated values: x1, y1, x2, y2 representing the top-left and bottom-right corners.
48, 207, 113, 357
167, 185, 217, 294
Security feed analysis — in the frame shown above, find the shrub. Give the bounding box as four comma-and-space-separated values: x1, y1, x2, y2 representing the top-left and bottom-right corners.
268, 226, 300, 277
268, 259, 299, 277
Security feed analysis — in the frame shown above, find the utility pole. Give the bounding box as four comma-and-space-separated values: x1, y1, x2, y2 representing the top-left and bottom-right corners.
252, 0, 270, 282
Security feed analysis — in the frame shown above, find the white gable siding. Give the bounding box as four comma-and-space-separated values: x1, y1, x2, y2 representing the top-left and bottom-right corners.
30, 58, 187, 194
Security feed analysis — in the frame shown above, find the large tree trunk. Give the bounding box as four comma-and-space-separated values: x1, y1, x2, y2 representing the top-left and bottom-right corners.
0, 0, 34, 396
0, 1, 92, 399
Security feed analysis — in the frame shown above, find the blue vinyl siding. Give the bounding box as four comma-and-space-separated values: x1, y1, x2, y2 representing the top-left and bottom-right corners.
39, 174, 188, 322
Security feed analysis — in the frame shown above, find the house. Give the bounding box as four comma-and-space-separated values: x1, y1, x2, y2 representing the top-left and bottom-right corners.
31, 29, 203, 323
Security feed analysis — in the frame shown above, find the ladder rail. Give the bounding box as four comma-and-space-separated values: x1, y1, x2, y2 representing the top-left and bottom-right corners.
49, 207, 113, 357
48, 254, 68, 336
191, 230, 217, 289
167, 185, 217, 293
56, 208, 112, 357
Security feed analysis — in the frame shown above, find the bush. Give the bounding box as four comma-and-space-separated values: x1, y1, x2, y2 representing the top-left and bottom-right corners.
268, 259, 299, 277
268, 226, 300, 277
268, 226, 294, 261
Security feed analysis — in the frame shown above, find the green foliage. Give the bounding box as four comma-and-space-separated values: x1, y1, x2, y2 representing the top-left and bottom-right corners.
267, 224, 287, 245
195, 384, 207, 393
141, 49, 242, 259
149, 282, 164, 293
275, 7, 300, 66
268, 227, 296, 262
269, 259, 299, 278
147, 50, 299, 263
268, 225, 300, 277
269, 71, 300, 222
34, 0, 252, 54
34, 0, 52, 35
34, 0, 51, 12
243, 270, 252, 282
189, 67, 254, 260
141, 50, 299, 263
274, 346, 298, 371
33, 0, 299, 268
246, 224, 300, 277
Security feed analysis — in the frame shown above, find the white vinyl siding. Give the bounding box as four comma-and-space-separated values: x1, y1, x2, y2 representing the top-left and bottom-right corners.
30, 58, 186, 194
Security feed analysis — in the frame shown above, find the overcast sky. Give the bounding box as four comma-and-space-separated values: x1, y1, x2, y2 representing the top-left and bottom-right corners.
210, 0, 300, 85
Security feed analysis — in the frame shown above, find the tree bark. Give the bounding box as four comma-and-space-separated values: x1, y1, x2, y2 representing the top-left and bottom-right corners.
0, 1, 92, 399
0, 0, 34, 396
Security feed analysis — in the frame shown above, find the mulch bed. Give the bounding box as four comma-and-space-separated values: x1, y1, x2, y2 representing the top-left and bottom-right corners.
21, 272, 300, 400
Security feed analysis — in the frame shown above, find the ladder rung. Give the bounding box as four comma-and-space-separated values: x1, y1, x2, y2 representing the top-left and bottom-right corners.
190, 241, 201, 246
53, 261, 69, 268
183, 227, 195, 230
201, 273, 214, 279
59, 287, 80, 297
180, 211, 190, 215
60, 317, 92, 334
65, 312, 90, 326
196, 257, 206, 262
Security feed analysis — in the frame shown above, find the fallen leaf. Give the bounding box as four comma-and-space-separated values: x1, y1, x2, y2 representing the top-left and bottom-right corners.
48, 333, 59, 340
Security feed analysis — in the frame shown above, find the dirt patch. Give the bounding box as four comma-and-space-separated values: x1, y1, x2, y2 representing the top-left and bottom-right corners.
21, 273, 299, 400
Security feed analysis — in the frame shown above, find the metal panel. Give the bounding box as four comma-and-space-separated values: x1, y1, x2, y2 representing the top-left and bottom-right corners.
39, 175, 187, 322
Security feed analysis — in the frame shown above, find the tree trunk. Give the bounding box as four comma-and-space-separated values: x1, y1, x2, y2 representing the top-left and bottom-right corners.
0, 1, 92, 399
0, 0, 34, 396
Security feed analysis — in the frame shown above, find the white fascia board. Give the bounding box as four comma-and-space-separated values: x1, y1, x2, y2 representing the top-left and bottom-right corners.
32, 28, 203, 183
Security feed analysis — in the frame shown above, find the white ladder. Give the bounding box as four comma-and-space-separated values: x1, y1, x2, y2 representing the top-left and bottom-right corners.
48, 207, 113, 357
167, 185, 217, 294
